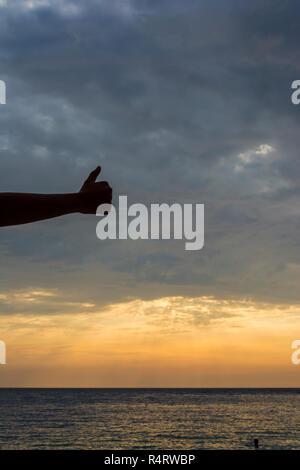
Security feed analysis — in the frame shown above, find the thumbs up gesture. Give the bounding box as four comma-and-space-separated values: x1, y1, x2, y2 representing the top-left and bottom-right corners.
78, 166, 112, 214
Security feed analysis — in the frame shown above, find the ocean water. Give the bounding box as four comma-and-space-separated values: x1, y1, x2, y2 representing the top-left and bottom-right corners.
0, 388, 299, 450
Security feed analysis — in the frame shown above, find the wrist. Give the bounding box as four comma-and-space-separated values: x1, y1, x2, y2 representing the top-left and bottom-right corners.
65, 193, 81, 214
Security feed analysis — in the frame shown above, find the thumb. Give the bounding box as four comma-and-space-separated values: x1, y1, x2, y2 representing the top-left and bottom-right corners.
82, 166, 101, 188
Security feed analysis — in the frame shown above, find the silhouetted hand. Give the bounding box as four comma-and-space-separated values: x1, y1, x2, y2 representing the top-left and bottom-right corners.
78, 166, 112, 214
0, 166, 113, 227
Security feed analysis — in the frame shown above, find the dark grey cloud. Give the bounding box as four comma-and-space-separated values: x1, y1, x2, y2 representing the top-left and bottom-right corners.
0, 0, 300, 308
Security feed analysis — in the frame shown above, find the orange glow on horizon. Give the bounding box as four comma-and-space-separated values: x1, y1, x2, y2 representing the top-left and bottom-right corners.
0, 290, 299, 387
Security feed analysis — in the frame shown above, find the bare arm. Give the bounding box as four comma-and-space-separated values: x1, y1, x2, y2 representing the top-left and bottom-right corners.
0, 166, 112, 227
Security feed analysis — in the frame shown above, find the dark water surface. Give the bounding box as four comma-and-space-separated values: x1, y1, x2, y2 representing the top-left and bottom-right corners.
0, 388, 299, 449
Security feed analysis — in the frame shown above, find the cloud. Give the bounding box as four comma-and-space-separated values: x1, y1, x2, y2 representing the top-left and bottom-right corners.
1, 0, 300, 387
237, 144, 274, 165
0, 0, 300, 311
1, 292, 300, 386
0, 287, 96, 315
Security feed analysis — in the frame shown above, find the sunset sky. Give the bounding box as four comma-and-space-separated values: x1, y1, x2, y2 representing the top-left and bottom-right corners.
0, 0, 300, 387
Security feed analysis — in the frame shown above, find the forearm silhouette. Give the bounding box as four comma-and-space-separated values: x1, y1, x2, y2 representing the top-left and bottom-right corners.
0, 166, 112, 227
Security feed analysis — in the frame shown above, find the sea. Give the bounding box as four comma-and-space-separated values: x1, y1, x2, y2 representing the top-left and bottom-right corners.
0, 388, 299, 450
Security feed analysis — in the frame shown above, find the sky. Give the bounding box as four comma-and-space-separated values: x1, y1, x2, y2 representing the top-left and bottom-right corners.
0, 0, 300, 387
